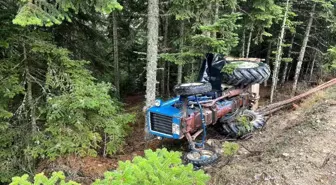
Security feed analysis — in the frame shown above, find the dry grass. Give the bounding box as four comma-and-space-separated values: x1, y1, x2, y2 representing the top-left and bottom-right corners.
299, 91, 327, 110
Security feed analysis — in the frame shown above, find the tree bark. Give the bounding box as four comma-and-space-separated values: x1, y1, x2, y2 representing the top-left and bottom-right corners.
24, 43, 37, 134
161, 14, 169, 96
281, 33, 295, 84
246, 27, 253, 58
203, 3, 212, 37
270, 0, 290, 103
309, 53, 317, 81
112, 12, 120, 97
282, 64, 289, 84
145, 0, 159, 117
177, 21, 184, 84
264, 41, 272, 87
166, 63, 170, 97
292, 4, 315, 96
305, 60, 311, 79
241, 28, 246, 57
286, 63, 292, 82
212, 2, 219, 38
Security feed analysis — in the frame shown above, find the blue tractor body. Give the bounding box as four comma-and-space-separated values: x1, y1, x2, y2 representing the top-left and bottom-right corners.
147, 97, 182, 139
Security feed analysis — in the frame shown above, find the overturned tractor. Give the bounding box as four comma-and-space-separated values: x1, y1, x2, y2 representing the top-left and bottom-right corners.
146, 53, 270, 166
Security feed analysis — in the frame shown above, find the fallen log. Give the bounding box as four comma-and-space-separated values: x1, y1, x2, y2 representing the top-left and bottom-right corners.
258, 78, 336, 116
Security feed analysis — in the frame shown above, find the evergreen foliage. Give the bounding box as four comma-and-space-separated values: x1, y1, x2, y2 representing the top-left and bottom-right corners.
13, 0, 123, 26
241, 0, 282, 43
0, 0, 134, 182
222, 142, 240, 157
10, 172, 80, 185
326, 47, 336, 71
9, 149, 209, 185
93, 149, 210, 185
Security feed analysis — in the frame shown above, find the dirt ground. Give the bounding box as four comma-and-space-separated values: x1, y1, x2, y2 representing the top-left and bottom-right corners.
206, 87, 336, 185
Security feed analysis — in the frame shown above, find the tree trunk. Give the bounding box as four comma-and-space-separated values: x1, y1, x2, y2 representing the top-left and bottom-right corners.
309, 53, 317, 81
177, 21, 184, 84
203, 3, 212, 37
286, 63, 292, 82
212, 2, 219, 38
241, 28, 246, 57
292, 4, 315, 96
166, 63, 170, 97
246, 27, 253, 58
282, 64, 289, 84
112, 12, 120, 97
177, 65, 183, 84
270, 0, 290, 103
161, 15, 169, 96
305, 60, 311, 79
145, 0, 159, 137
281, 33, 295, 84
24, 44, 37, 134
264, 41, 272, 87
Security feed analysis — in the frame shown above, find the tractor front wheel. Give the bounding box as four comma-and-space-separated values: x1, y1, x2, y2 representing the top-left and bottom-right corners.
184, 145, 219, 167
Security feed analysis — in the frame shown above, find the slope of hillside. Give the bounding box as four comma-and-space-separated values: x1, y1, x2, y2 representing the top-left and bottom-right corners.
208, 87, 336, 185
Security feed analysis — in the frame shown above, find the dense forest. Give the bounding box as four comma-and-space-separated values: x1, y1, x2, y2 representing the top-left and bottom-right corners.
1, 0, 336, 183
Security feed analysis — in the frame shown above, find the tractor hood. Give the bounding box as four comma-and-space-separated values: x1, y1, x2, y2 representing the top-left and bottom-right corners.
147, 97, 182, 139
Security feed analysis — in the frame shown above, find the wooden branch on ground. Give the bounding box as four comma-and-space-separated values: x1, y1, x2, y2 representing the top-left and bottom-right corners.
259, 78, 336, 116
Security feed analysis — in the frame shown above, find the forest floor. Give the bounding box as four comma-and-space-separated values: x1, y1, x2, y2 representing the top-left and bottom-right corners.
37, 84, 336, 185
207, 86, 336, 185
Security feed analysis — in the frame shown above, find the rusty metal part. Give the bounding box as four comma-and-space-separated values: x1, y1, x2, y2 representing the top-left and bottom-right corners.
185, 132, 195, 149
191, 129, 204, 140
185, 93, 250, 134
181, 97, 188, 133
202, 89, 245, 107
259, 78, 336, 115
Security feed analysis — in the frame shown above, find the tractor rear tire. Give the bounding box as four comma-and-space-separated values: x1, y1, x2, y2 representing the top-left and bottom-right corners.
223, 61, 270, 86
174, 82, 212, 96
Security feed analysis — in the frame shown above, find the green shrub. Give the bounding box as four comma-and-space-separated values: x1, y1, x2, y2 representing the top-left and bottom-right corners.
223, 142, 240, 157
0, 34, 135, 182
9, 149, 210, 185
325, 46, 336, 72
26, 40, 135, 160
93, 148, 210, 185
9, 171, 79, 185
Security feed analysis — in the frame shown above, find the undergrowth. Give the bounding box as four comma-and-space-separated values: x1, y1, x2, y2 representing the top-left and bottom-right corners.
223, 142, 240, 157
10, 149, 210, 185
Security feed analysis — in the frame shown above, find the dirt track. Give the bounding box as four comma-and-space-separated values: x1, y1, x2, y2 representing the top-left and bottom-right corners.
207, 89, 336, 185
